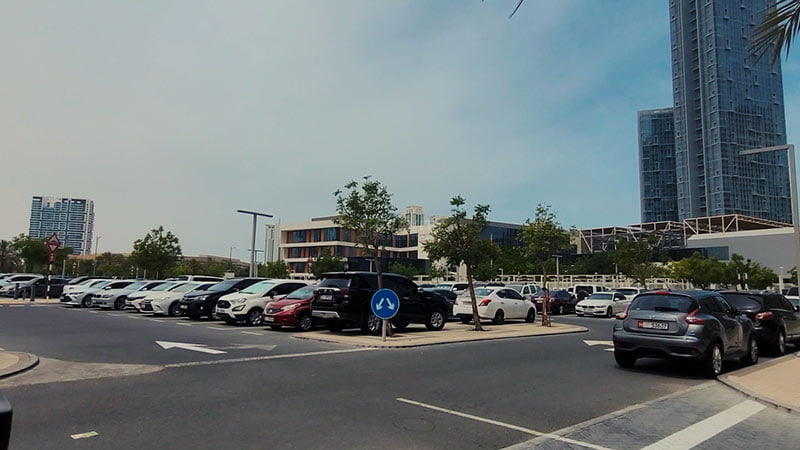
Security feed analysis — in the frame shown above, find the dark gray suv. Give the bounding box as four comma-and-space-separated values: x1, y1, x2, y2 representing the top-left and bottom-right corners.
612, 290, 758, 378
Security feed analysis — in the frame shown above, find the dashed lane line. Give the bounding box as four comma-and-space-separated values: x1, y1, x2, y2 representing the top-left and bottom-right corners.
9, 305, 25, 308
640, 400, 765, 450
89, 310, 100, 314
396, 398, 612, 450
206, 326, 239, 331
70, 431, 99, 440
175, 322, 193, 327
164, 348, 375, 368
148, 318, 164, 323
241, 331, 264, 336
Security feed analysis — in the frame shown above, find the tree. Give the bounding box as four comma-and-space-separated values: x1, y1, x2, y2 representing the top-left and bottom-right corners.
0, 240, 19, 272
334, 177, 407, 290
11, 235, 48, 272
310, 254, 345, 279
569, 252, 615, 275
95, 252, 130, 277
668, 252, 728, 289
387, 262, 423, 280
427, 264, 448, 281
472, 260, 498, 281
424, 196, 499, 331
129, 226, 182, 279
259, 260, 290, 278
751, 0, 800, 63
615, 238, 661, 287
520, 205, 570, 327
495, 246, 535, 275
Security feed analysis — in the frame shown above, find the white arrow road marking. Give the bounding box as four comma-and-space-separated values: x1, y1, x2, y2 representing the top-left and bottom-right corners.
71, 431, 99, 440
215, 344, 276, 351
156, 341, 227, 354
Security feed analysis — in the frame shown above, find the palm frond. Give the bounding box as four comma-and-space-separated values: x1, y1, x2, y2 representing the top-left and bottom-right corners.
751, 0, 800, 64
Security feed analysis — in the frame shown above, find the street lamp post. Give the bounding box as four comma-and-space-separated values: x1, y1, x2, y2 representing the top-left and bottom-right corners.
551, 255, 562, 282
228, 246, 236, 269
92, 235, 102, 276
740, 144, 800, 292
237, 210, 273, 277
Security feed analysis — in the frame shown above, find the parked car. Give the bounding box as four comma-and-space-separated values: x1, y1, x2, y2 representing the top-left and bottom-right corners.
434, 282, 469, 296
452, 286, 536, 325
148, 282, 215, 316
612, 290, 758, 378
311, 272, 450, 334
569, 284, 608, 301
166, 275, 224, 283
216, 279, 309, 325
262, 285, 324, 331
423, 288, 457, 318
719, 290, 800, 355
616, 287, 648, 297
0, 275, 43, 297
62, 277, 109, 296
61, 280, 134, 308
576, 292, 630, 317
534, 289, 578, 315
93, 281, 165, 309
180, 277, 263, 320
506, 283, 542, 301
126, 282, 183, 310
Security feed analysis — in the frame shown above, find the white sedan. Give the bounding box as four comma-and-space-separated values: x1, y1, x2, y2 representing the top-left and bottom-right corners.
147, 282, 215, 316
575, 292, 630, 317
452, 287, 537, 325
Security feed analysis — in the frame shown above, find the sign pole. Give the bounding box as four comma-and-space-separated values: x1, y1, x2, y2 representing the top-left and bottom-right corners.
382, 319, 387, 342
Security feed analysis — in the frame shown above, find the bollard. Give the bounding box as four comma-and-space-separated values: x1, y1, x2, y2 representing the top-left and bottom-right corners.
12, 283, 18, 300
29, 286, 34, 302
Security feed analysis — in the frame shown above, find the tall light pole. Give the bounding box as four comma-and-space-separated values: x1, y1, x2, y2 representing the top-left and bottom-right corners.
237, 210, 273, 277
551, 255, 562, 278
228, 246, 236, 269
740, 144, 799, 291
92, 234, 102, 276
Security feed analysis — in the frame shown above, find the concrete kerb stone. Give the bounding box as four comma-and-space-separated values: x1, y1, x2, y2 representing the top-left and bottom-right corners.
293, 322, 589, 348
0, 352, 40, 379
718, 351, 800, 414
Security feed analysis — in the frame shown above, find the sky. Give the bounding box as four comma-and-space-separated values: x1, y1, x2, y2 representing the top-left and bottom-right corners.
3, 1, 800, 261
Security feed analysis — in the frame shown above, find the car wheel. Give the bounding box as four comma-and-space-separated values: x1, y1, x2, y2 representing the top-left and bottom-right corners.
114, 297, 126, 310
168, 301, 182, 317
492, 309, 505, 325
525, 308, 536, 323
246, 308, 263, 326
606, 307, 613, 318
327, 320, 344, 332
363, 313, 382, 335
296, 314, 313, 332
392, 320, 409, 331
269, 325, 282, 331
81, 295, 93, 308
773, 329, 786, 356
557, 304, 564, 315
702, 341, 724, 379
740, 335, 759, 366
614, 350, 636, 368
425, 309, 446, 331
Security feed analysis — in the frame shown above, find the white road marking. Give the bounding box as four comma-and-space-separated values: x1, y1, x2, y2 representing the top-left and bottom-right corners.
641, 400, 765, 450
70, 431, 99, 440
9, 305, 25, 308
583, 340, 613, 346
604, 348, 614, 352
175, 322, 192, 327
241, 331, 264, 336
165, 348, 375, 368
156, 341, 227, 354
396, 398, 612, 450
207, 326, 238, 331
126, 316, 141, 319
89, 310, 100, 314
148, 318, 164, 323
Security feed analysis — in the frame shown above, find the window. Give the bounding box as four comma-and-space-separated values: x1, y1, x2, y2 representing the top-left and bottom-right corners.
292, 231, 305, 243
314, 229, 321, 242
324, 228, 338, 241
506, 289, 524, 300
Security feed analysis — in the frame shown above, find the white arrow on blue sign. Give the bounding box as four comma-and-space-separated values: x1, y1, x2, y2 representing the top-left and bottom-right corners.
371, 288, 400, 320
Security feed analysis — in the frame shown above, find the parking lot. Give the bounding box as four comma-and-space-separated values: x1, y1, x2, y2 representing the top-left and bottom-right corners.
1, 303, 799, 449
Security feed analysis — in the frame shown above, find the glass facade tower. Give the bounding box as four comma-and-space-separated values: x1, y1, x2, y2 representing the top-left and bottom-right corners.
28, 196, 95, 255
639, 108, 679, 222
670, 0, 791, 223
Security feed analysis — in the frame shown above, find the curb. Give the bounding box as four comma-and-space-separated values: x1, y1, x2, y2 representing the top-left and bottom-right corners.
293, 325, 589, 349
0, 353, 40, 379
718, 351, 800, 414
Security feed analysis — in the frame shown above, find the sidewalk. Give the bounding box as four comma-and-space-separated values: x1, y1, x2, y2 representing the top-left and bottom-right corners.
0, 351, 39, 379
0, 298, 61, 305
720, 351, 800, 413
295, 321, 587, 348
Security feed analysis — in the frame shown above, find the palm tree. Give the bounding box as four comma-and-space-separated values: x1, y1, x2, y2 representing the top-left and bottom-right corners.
749, 0, 799, 64
0, 240, 19, 272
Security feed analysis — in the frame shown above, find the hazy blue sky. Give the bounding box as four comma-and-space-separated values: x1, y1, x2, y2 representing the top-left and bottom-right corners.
3, 1, 800, 260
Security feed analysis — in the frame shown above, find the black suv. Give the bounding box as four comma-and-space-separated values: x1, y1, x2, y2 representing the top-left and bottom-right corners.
720, 290, 800, 355
311, 272, 449, 334
179, 278, 263, 319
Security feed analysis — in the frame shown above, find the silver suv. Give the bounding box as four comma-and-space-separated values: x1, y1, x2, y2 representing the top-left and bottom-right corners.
612, 290, 758, 378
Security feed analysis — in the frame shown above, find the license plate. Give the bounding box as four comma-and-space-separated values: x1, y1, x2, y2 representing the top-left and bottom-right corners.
320, 295, 332, 301
639, 320, 668, 330
264, 316, 274, 322
180, 305, 187, 309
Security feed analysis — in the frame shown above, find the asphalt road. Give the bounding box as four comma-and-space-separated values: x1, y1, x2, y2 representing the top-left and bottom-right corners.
1, 304, 797, 449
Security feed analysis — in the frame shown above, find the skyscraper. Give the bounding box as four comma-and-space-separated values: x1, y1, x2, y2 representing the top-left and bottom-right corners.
639, 108, 679, 222
28, 196, 95, 255
669, 0, 791, 223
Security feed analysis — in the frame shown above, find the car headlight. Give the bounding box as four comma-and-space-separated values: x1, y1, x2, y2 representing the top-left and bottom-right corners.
281, 303, 301, 311
72, 291, 84, 296
231, 298, 246, 305
232, 305, 245, 312
196, 295, 207, 302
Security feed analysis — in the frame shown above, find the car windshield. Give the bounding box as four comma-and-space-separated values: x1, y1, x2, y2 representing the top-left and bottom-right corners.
721, 293, 763, 310
473, 288, 494, 296
124, 281, 147, 290
287, 285, 315, 299
506, 284, 523, 293
193, 283, 214, 292
171, 283, 199, 293
616, 288, 639, 296
91, 281, 112, 289
241, 280, 276, 295
630, 294, 696, 313
68, 278, 91, 285
151, 282, 178, 292
207, 279, 240, 291
789, 298, 799, 308
320, 278, 350, 289
588, 293, 613, 300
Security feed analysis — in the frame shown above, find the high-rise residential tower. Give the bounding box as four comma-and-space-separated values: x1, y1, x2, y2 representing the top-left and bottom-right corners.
639, 108, 679, 222
669, 0, 791, 223
28, 196, 95, 255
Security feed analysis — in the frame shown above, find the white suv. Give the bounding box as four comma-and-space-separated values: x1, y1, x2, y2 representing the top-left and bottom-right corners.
215, 279, 310, 325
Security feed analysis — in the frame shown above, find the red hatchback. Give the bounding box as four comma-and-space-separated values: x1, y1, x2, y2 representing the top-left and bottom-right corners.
262, 285, 320, 332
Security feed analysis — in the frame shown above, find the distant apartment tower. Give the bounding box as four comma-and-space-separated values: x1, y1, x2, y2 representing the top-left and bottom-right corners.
670, 0, 791, 223
28, 196, 95, 255
405, 205, 424, 227
639, 108, 679, 222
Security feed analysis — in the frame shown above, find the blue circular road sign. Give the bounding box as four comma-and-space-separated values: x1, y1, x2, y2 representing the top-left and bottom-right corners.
371, 288, 400, 320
